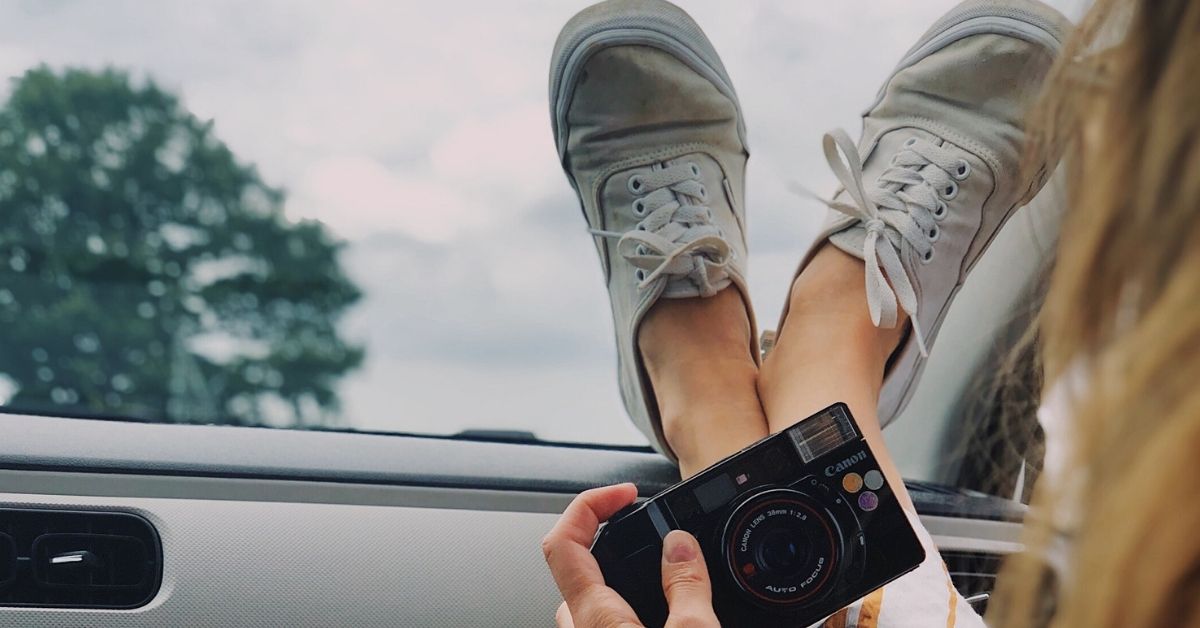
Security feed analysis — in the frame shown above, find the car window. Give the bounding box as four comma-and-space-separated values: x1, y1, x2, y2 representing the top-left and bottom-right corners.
0, 1, 1081, 483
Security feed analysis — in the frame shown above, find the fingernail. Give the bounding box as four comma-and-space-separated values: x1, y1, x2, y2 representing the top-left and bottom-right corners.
663, 530, 697, 564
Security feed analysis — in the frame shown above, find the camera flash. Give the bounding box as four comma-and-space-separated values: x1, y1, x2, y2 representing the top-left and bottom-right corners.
735, 473, 749, 485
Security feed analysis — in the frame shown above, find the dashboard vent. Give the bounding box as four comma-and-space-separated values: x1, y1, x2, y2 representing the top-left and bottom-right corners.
0, 508, 161, 608
942, 550, 1006, 614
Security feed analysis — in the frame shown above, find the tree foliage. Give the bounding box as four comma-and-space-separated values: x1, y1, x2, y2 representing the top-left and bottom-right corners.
0, 66, 363, 426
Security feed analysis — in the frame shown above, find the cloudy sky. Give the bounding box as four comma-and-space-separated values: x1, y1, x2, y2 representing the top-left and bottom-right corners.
0, 0, 1083, 446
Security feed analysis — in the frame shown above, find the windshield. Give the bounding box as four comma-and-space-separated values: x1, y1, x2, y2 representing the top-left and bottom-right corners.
0, 0, 1078, 477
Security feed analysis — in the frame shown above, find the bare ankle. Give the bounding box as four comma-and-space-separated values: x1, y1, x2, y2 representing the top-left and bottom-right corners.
658, 364, 767, 476
782, 245, 906, 366
638, 286, 755, 371
632, 287, 766, 476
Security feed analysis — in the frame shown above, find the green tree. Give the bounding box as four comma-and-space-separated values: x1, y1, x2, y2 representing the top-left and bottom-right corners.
0, 66, 363, 426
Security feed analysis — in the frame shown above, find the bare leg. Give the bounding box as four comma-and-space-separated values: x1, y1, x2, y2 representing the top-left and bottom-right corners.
639, 288, 768, 478
757, 246, 914, 511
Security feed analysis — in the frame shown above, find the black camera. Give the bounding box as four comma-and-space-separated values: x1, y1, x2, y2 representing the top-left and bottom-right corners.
591, 403, 925, 627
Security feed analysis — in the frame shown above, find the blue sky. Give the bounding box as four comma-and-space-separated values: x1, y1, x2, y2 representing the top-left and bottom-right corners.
0, 0, 1084, 445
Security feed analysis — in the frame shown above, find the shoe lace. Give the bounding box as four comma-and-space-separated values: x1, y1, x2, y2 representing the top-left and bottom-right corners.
810, 129, 968, 356
589, 161, 732, 297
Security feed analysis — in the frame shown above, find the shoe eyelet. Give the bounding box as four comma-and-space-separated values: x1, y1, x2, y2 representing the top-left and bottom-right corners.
904, 137, 918, 148
688, 162, 701, 178
632, 199, 647, 216
697, 185, 708, 201
635, 269, 646, 281
939, 180, 958, 200
953, 159, 971, 180
627, 175, 645, 194
927, 225, 940, 242
922, 249, 934, 264
934, 200, 947, 219
635, 245, 647, 256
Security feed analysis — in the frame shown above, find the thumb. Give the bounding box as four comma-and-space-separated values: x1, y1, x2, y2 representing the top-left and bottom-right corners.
660, 530, 720, 627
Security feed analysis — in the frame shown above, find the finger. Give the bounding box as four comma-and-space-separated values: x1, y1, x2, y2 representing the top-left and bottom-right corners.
555, 601, 575, 628
542, 483, 639, 606
661, 530, 720, 628
548, 483, 639, 547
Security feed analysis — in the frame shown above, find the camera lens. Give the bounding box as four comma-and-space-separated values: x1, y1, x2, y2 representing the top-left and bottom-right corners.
755, 528, 809, 575
721, 488, 844, 608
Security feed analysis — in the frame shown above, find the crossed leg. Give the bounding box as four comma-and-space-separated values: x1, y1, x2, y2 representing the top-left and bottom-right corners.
643, 245, 913, 510
638, 287, 766, 479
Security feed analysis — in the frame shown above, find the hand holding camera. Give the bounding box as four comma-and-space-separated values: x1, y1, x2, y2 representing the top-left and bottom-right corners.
545, 404, 924, 628
542, 483, 720, 628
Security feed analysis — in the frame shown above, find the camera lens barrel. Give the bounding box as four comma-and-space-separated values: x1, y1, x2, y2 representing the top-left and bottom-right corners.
721, 488, 844, 608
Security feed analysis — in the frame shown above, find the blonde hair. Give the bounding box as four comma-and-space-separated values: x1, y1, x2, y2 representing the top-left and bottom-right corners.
990, 0, 1200, 626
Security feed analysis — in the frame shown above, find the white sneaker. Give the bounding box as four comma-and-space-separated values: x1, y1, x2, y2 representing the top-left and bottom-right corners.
550, 0, 757, 458
779, 0, 1071, 426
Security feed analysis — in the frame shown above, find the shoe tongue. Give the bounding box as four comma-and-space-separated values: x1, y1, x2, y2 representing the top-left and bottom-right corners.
641, 160, 686, 203
638, 158, 732, 298
827, 221, 900, 262
662, 272, 731, 299
862, 128, 944, 190
826, 128, 944, 260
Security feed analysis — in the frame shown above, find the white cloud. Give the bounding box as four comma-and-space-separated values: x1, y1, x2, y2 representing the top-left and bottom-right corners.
0, 43, 38, 99
295, 155, 490, 242
290, 103, 564, 242
428, 104, 563, 214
